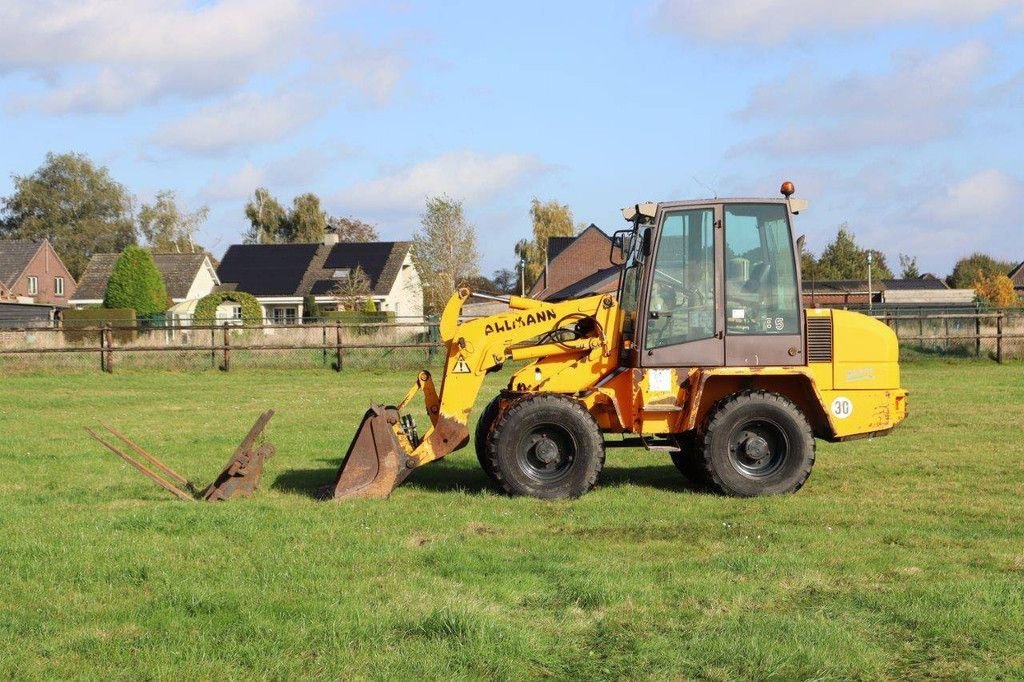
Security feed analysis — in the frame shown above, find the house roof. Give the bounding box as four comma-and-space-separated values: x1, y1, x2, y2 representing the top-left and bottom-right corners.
0, 239, 43, 288
546, 265, 620, 301
73, 252, 213, 301
802, 277, 949, 294
880, 277, 949, 291
531, 225, 613, 300
217, 241, 412, 298
1010, 261, 1024, 287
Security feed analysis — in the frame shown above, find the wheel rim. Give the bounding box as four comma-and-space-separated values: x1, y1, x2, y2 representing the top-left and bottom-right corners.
515, 424, 577, 483
727, 418, 789, 478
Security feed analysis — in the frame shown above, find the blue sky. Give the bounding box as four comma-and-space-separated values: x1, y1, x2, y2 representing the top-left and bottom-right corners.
1, 1, 1022, 277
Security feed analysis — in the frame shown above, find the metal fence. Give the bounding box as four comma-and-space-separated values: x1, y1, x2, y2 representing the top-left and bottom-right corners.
0, 309, 1021, 374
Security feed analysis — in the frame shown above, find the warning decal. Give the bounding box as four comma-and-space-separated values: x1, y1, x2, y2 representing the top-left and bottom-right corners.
452, 355, 471, 374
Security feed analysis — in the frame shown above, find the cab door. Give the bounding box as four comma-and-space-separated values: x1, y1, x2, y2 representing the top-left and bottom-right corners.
638, 205, 725, 367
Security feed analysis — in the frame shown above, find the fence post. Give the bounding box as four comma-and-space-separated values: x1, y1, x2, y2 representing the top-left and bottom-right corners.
322, 322, 327, 368
976, 315, 982, 357
222, 322, 231, 372
103, 324, 114, 374
98, 325, 106, 372
210, 326, 216, 369
943, 317, 949, 351
996, 313, 1004, 364
335, 322, 343, 372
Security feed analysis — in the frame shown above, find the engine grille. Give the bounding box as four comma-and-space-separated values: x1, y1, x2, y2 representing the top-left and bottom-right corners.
806, 315, 833, 362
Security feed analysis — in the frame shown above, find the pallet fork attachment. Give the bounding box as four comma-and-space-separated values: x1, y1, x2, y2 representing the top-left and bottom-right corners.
87, 410, 275, 502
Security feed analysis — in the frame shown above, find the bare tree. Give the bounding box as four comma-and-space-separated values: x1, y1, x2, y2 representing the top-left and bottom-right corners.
411, 195, 479, 314
329, 266, 372, 310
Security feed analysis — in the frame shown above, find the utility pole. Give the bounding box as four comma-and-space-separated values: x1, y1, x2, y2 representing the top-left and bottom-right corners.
867, 251, 874, 314
520, 257, 526, 296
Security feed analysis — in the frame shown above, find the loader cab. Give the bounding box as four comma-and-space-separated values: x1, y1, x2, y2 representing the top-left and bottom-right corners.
617, 195, 804, 368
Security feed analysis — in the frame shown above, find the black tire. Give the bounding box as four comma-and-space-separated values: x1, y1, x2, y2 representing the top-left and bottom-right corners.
486, 394, 605, 499
698, 390, 815, 497
669, 433, 711, 488
474, 395, 503, 481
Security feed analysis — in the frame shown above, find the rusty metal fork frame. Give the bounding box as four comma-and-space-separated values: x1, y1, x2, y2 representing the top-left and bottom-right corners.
87, 410, 275, 502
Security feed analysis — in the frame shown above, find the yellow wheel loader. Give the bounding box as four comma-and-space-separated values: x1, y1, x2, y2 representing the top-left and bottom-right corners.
328, 183, 908, 500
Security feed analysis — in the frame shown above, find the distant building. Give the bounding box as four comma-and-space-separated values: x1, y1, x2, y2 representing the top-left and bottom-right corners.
802, 275, 975, 308
69, 252, 220, 308
529, 225, 620, 301
1009, 261, 1024, 298
216, 240, 423, 323
0, 239, 76, 306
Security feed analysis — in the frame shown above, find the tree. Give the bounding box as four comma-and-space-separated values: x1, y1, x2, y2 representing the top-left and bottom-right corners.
103, 246, 169, 317
816, 224, 894, 280
243, 188, 287, 244
516, 198, 575, 288
973, 273, 1017, 308
491, 268, 518, 294
138, 190, 209, 253
412, 195, 479, 314
0, 152, 136, 278
463, 274, 501, 295
948, 253, 1016, 289
329, 266, 372, 311
898, 253, 920, 279
799, 250, 821, 281
329, 216, 378, 242
288, 193, 327, 243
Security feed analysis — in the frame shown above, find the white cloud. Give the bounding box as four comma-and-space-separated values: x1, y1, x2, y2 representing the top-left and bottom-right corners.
733, 42, 989, 156
0, 0, 314, 112
656, 0, 1023, 44
922, 169, 1023, 225
154, 92, 323, 155
198, 145, 356, 202
199, 162, 268, 202
335, 150, 551, 212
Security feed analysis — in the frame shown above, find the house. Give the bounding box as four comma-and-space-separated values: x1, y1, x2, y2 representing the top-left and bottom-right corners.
802, 275, 975, 308
69, 252, 220, 308
528, 225, 619, 301
216, 240, 423, 323
0, 239, 76, 305
1009, 261, 1024, 297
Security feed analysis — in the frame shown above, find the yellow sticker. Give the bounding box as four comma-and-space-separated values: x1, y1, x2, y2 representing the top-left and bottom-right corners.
452, 355, 471, 373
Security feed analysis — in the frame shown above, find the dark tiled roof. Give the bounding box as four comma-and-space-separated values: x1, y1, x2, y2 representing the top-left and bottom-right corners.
73, 252, 211, 301
216, 241, 411, 298
881, 277, 948, 291
547, 236, 575, 262
0, 240, 43, 288
1009, 261, 1024, 286
547, 265, 620, 301
217, 244, 321, 297
322, 242, 410, 295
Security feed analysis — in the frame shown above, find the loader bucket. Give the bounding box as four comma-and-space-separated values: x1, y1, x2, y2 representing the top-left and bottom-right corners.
326, 405, 414, 500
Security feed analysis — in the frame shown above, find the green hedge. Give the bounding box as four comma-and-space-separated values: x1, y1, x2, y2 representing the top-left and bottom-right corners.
194, 291, 263, 325
320, 310, 396, 325
103, 246, 170, 317
63, 308, 137, 343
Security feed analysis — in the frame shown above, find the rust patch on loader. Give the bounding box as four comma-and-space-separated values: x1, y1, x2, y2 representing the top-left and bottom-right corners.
87, 410, 275, 502
324, 405, 413, 500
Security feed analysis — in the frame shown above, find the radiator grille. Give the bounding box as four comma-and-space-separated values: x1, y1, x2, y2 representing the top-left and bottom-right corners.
806, 315, 833, 362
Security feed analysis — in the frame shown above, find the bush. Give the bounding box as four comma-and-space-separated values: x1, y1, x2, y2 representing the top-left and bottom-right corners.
321, 309, 395, 335
303, 294, 320, 321
103, 246, 170, 317
63, 308, 137, 343
194, 291, 263, 325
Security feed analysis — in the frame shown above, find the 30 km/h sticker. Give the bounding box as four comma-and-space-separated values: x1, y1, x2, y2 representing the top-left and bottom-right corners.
830, 396, 853, 419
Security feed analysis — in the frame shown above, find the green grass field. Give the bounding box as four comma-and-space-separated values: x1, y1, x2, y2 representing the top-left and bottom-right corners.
1, 360, 1022, 679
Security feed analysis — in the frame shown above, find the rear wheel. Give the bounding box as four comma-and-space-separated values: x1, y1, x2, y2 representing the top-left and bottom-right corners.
486, 394, 604, 499
699, 391, 815, 496
474, 396, 502, 481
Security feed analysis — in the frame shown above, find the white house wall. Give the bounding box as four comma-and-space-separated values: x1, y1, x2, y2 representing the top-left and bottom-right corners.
379, 253, 424, 321
184, 258, 220, 301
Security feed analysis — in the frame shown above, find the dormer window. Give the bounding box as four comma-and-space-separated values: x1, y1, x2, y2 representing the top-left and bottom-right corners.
332, 269, 350, 279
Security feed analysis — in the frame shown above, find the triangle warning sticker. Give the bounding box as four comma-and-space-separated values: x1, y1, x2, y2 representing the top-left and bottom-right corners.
452, 355, 471, 374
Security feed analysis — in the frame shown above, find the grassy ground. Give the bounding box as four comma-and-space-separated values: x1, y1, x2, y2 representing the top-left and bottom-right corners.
1, 359, 1022, 679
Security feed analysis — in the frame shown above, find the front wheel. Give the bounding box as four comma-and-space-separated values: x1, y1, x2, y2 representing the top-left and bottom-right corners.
698, 390, 815, 496
486, 394, 605, 499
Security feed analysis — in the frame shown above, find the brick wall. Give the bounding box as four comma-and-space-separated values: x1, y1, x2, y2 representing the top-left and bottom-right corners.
9, 242, 77, 305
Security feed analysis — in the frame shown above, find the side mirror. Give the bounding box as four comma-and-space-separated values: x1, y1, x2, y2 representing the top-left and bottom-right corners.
642, 227, 652, 257
796, 234, 806, 254
610, 229, 632, 265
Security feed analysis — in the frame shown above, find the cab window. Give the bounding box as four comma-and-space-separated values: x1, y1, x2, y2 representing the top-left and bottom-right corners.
724, 203, 799, 335
646, 208, 716, 348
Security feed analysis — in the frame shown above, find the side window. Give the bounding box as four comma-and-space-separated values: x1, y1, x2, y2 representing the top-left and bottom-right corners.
724, 204, 799, 335
646, 208, 716, 348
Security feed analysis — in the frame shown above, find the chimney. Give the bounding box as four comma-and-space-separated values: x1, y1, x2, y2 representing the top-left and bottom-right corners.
323, 230, 339, 245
